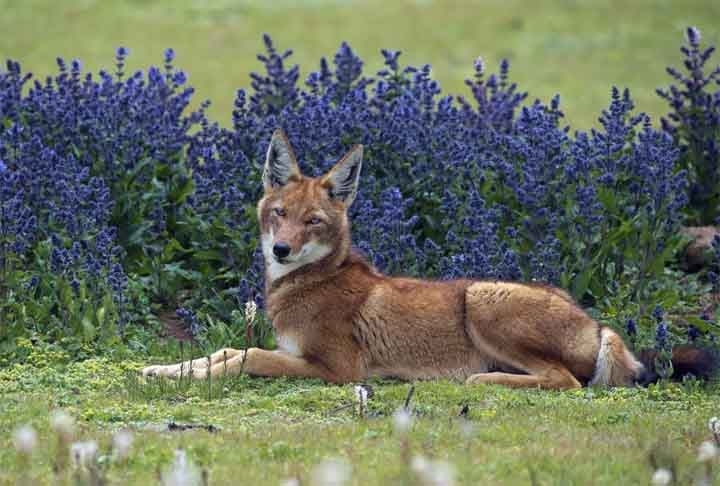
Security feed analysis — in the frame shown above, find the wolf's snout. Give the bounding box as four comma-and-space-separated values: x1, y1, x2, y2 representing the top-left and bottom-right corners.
273, 242, 291, 260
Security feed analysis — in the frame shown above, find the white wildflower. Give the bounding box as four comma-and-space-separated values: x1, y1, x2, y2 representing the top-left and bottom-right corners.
279, 479, 300, 486
161, 449, 202, 486
709, 416, 720, 435
393, 407, 413, 434
50, 409, 75, 443
411, 455, 455, 486
13, 424, 37, 455
651, 468, 672, 486
354, 384, 371, 416
70, 440, 98, 469
112, 429, 134, 461
354, 385, 369, 406
411, 454, 430, 475
698, 440, 718, 462
310, 458, 352, 486
244, 300, 257, 324
423, 460, 455, 486
459, 419, 475, 439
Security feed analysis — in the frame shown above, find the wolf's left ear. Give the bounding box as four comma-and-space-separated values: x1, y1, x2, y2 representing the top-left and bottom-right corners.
322, 145, 363, 206
263, 129, 301, 191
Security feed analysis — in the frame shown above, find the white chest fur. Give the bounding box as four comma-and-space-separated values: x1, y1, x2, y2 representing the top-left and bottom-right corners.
276, 334, 303, 357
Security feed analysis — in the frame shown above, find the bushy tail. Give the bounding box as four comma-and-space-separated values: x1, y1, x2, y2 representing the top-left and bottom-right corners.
636, 345, 716, 385
589, 327, 645, 387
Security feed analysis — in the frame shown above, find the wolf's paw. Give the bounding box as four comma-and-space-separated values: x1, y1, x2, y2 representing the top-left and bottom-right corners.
141, 364, 185, 378
141, 363, 209, 379
141, 364, 169, 378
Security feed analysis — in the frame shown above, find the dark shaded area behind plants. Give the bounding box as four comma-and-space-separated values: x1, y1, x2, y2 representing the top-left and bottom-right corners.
0, 29, 718, 365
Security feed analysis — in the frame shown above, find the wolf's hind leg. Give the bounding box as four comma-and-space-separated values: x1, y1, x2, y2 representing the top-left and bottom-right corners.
141, 348, 243, 378
466, 365, 581, 390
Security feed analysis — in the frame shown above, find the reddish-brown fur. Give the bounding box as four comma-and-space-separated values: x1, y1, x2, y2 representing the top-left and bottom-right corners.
142, 130, 710, 390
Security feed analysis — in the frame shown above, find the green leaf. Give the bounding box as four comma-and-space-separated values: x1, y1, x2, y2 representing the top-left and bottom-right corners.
571, 268, 594, 300
192, 249, 226, 263
685, 316, 714, 333
161, 238, 188, 261
96, 306, 106, 327
169, 176, 195, 205
81, 315, 96, 341
162, 262, 202, 282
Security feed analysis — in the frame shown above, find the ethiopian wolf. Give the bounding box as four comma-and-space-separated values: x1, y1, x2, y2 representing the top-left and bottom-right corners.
142, 130, 712, 390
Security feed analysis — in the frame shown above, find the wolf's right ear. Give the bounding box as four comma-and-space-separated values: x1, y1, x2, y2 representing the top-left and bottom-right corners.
263, 129, 301, 191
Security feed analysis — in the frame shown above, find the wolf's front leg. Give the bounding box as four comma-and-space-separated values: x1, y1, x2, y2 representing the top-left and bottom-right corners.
141, 347, 244, 378
197, 348, 345, 382
143, 347, 353, 383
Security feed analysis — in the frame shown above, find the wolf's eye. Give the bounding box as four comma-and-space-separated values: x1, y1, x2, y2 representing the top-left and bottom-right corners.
307, 217, 322, 225
273, 207, 286, 217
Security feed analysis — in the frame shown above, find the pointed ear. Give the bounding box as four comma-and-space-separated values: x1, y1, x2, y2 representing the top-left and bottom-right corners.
322, 145, 363, 206
263, 129, 301, 191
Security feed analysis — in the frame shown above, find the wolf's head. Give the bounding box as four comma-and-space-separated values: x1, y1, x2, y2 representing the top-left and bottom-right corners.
257, 129, 363, 283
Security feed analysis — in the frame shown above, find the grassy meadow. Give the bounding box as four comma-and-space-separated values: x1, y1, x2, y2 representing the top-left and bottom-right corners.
0, 0, 718, 128
3, 2, 720, 485
1, 356, 719, 485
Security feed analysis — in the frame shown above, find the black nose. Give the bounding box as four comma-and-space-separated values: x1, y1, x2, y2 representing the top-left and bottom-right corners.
273, 242, 291, 259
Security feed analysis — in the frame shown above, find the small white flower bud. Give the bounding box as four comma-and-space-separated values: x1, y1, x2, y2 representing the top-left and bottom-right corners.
112, 429, 134, 461
354, 384, 370, 415
50, 409, 75, 442
393, 407, 413, 434
708, 416, 720, 435
13, 425, 37, 455
459, 418, 475, 438
412, 455, 455, 486
424, 460, 455, 486
70, 440, 98, 469
411, 454, 429, 475
161, 449, 202, 486
651, 468, 672, 486
244, 301, 257, 324
698, 440, 718, 462
310, 458, 352, 486
279, 479, 300, 486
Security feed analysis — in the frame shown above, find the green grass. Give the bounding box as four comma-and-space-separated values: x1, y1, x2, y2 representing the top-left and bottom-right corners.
1, 356, 719, 484
0, 0, 718, 128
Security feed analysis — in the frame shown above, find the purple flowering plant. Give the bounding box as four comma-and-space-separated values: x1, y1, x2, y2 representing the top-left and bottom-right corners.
0, 49, 204, 358
0, 29, 718, 360
658, 27, 720, 225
